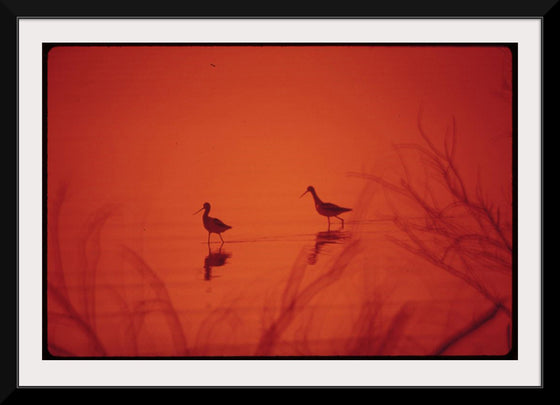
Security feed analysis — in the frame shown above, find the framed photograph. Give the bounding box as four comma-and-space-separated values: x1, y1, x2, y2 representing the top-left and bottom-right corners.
9, 4, 548, 392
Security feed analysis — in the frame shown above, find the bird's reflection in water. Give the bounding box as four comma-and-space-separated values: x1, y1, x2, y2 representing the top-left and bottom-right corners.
308, 230, 350, 265
204, 243, 232, 281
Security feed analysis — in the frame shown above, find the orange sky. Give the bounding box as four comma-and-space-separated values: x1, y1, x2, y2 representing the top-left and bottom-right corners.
47, 46, 512, 223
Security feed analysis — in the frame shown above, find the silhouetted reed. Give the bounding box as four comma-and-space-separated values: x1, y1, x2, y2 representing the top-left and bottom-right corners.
256, 237, 362, 356
47, 184, 189, 357
78, 205, 118, 335
48, 279, 107, 356
193, 301, 244, 356
346, 301, 413, 356
121, 246, 189, 356
47, 183, 107, 356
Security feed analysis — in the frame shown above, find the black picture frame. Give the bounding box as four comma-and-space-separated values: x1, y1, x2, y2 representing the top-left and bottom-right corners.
5, 0, 552, 396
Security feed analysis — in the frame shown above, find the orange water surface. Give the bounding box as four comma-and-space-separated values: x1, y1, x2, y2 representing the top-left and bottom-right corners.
46, 45, 513, 357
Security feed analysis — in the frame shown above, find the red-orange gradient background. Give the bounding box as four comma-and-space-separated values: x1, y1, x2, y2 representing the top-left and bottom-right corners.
47, 45, 513, 357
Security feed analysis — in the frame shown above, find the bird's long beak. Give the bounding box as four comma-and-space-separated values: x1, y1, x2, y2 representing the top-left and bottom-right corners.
193, 207, 204, 215
300, 190, 309, 198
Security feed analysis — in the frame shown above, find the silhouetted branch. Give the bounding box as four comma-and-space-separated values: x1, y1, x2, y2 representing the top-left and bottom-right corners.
433, 303, 505, 355
347, 112, 513, 330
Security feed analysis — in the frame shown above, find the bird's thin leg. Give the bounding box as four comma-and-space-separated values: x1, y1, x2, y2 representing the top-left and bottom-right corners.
336, 216, 344, 228
219, 233, 224, 243
207, 232, 211, 245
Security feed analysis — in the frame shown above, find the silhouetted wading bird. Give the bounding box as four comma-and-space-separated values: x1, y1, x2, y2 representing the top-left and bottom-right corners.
193, 202, 232, 244
300, 186, 352, 229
